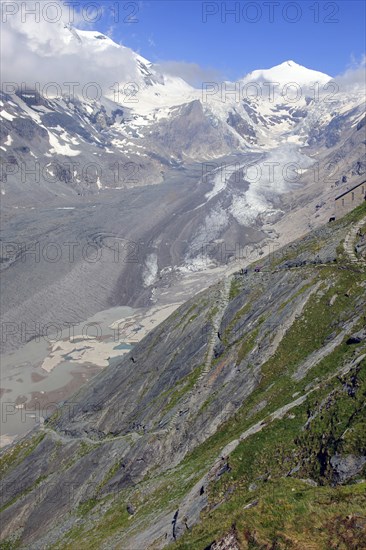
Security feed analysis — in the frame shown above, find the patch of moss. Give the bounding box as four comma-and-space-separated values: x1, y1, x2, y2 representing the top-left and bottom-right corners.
77, 497, 99, 516
0, 473, 48, 513
181, 313, 198, 331
97, 461, 121, 492
278, 280, 314, 311
0, 433, 45, 477
0, 538, 21, 549
161, 365, 203, 415
236, 328, 259, 365
229, 278, 242, 300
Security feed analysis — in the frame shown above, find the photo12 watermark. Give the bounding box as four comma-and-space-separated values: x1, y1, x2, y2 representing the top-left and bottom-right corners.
201, 79, 340, 104
201, 2, 340, 24
1, 1, 140, 25
1, 315, 146, 346
0, 237, 141, 266
1, 80, 141, 104
0, 159, 142, 187
201, 160, 341, 185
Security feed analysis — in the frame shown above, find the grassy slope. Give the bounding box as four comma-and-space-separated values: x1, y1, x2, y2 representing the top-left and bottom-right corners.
166, 204, 366, 549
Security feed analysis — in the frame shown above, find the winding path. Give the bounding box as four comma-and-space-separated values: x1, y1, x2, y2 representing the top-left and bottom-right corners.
343, 215, 366, 264
165, 275, 233, 433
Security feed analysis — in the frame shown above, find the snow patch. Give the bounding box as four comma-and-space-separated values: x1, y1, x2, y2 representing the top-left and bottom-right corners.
143, 253, 158, 287
48, 131, 80, 156
0, 110, 15, 121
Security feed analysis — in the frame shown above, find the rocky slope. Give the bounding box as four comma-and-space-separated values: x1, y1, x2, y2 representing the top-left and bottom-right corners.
1, 202, 365, 549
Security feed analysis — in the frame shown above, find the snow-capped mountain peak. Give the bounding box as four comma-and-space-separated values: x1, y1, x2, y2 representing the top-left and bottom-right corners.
61, 26, 195, 112
242, 60, 332, 86
64, 27, 119, 49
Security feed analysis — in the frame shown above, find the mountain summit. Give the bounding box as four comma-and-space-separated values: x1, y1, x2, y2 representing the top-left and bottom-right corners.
242, 60, 332, 86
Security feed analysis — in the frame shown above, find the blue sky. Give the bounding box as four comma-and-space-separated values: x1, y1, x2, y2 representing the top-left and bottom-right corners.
91, 1, 364, 81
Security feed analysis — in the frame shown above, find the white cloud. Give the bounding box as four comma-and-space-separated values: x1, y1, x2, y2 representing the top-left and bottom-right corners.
0, 0, 140, 97
333, 55, 366, 92
153, 61, 223, 87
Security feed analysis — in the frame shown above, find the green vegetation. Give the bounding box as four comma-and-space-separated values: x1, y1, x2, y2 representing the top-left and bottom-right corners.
229, 278, 242, 300
296, 365, 366, 484
96, 461, 122, 493
77, 441, 96, 458
171, 479, 366, 549
0, 433, 45, 477
278, 280, 314, 310
168, 364, 366, 549
236, 328, 259, 365
160, 364, 203, 416
208, 305, 219, 322
60, 494, 132, 549
260, 268, 363, 385
177, 303, 198, 328
181, 313, 198, 331
77, 497, 99, 517
222, 301, 252, 345
0, 473, 48, 514
0, 539, 21, 549
163, 204, 366, 548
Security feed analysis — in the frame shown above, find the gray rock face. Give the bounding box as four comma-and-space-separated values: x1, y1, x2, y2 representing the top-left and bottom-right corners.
147, 100, 239, 160
11, 117, 48, 141
346, 328, 366, 345
207, 530, 241, 549
226, 110, 256, 143
357, 115, 366, 131
330, 454, 366, 483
